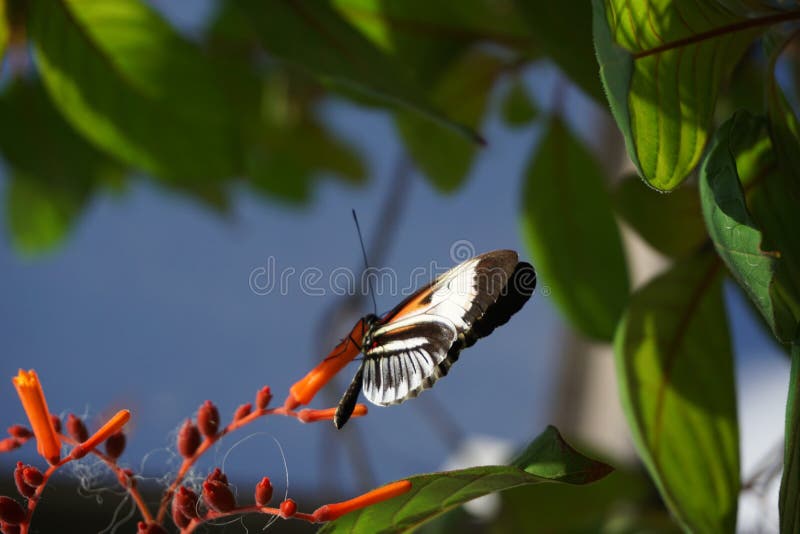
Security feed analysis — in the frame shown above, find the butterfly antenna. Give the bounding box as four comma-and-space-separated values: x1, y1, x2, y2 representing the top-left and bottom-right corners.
352, 209, 378, 315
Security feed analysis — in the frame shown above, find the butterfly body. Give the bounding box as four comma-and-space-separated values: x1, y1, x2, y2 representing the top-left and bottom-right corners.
334, 250, 536, 429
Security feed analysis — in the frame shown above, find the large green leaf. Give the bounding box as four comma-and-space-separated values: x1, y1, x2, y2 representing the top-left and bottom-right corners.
615, 252, 738, 533
699, 112, 800, 342
500, 77, 538, 128
30, 0, 240, 181
613, 174, 706, 258
0, 80, 124, 256
781, 337, 800, 533
514, 2, 605, 103
319, 426, 612, 533
592, 0, 800, 191
237, 0, 481, 144
395, 49, 506, 192
521, 117, 629, 340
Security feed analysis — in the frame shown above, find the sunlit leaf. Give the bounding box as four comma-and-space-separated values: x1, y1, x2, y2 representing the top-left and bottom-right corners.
615, 252, 738, 533
781, 337, 800, 533
521, 117, 629, 340
320, 426, 612, 533
0, 0, 8, 65
592, 0, 798, 190
30, 0, 240, 181
514, 1, 604, 102
237, 0, 481, 144
395, 49, 506, 192
699, 111, 800, 342
613, 174, 706, 258
501, 77, 538, 128
0, 80, 123, 256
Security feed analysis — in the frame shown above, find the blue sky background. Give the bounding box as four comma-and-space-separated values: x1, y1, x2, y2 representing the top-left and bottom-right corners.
0, 1, 791, 527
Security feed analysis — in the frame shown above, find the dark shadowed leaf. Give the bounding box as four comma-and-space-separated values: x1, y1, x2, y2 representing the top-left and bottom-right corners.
319, 426, 612, 533
613, 174, 706, 258
0, 80, 124, 256
501, 77, 538, 128
521, 117, 629, 340
237, 0, 481, 144
30, 0, 240, 182
514, 1, 604, 102
781, 337, 800, 533
699, 112, 800, 342
615, 252, 738, 533
395, 49, 506, 192
592, 0, 794, 190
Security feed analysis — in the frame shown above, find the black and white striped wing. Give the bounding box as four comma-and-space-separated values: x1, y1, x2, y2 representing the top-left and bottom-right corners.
362, 315, 456, 406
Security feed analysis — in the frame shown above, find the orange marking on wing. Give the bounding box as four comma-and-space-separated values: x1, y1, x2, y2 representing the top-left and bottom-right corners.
387, 287, 435, 321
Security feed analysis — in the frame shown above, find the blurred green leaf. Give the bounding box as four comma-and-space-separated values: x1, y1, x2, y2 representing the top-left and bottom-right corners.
501, 78, 538, 128
396, 49, 506, 192
615, 252, 738, 533
0, 0, 8, 65
514, 2, 604, 102
238, 0, 482, 144
332, 0, 534, 82
0, 80, 123, 256
30, 0, 240, 182
780, 337, 800, 533
613, 174, 706, 258
699, 112, 800, 342
319, 426, 613, 533
592, 0, 794, 190
521, 117, 629, 340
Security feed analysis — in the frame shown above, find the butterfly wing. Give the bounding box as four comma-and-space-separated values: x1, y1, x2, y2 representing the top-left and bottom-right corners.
362, 250, 523, 406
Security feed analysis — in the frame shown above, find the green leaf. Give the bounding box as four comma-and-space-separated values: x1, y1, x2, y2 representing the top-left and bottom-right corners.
395, 49, 506, 192
30, 0, 240, 181
699, 111, 800, 342
615, 252, 738, 533
520, 117, 629, 340
237, 0, 481, 144
514, 1, 605, 102
592, 0, 797, 190
501, 78, 538, 128
780, 337, 800, 533
613, 174, 706, 258
331, 0, 535, 82
319, 426, 613, 533
0, 0, 8, 65
0, 80, 124, 256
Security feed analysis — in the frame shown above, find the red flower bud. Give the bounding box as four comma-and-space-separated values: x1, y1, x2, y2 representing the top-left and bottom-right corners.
254, 477, 273, 506
66, 414, 89, 443
13, 464, 34, 499
233, 403, 251, 422
6, 426, 32, 440
136, 521, 167, 534
175, 486, 199, 519
171, 495, 191, 529
206, 467, 228, 485
197, 401, 219, 438
49, 415, 61, 434
1, 521, 21, 534
0, 497, 26, 525
279, 498, 297, 518
0, 439, 21, 453
21, 467, 42, 488
202, 480, 236, 512
105, 432, 126, 459
177, 420, 200, 458
256, 387, 272, 410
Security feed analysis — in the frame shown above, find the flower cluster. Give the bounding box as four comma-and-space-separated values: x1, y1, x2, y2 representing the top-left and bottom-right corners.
0, 356, 411, 533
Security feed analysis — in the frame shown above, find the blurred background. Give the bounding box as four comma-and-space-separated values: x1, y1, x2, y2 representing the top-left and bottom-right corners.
0, 1, 791, 532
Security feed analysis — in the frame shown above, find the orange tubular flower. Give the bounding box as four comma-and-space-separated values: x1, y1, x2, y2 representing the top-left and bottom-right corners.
286, 319, 365, 409
297, 405, 367, 423
312, 480, 412, 522
12, 370, 61, 465
71, 410, 131, 459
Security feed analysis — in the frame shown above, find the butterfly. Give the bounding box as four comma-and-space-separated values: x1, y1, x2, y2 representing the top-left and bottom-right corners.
334, 249, 536, 429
